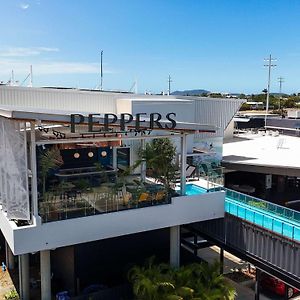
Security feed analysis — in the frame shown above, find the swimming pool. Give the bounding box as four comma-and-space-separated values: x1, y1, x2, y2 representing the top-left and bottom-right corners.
185, 183, 300, 242
185, 184, 207, 195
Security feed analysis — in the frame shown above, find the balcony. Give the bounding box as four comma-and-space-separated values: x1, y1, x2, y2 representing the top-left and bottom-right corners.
39, 174, 172, 223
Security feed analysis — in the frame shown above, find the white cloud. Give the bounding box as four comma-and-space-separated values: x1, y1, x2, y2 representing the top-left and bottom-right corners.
19, 3, 30, 10
0, 59, 115, 76
0, 47, 59, 57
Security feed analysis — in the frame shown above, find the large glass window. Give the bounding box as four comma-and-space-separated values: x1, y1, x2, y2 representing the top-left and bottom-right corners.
117, 148, 130, 170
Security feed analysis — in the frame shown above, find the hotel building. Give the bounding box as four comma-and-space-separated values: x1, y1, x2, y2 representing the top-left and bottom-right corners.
1, 86, 300, 299
0, 86, 242, 299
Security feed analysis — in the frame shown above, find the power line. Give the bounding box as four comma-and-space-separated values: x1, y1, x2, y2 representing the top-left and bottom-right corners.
263, 54, 277, 128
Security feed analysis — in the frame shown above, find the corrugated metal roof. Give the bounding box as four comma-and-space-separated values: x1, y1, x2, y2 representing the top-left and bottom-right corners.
0, 86, 244, 136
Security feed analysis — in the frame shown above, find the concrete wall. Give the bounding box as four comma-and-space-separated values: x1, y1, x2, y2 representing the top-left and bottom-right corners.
74, 229, 170, 289
6, 191, 225, 255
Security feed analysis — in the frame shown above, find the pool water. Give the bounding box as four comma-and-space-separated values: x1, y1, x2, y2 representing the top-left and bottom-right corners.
185, 184, 300, 241
185, 184, 206, 195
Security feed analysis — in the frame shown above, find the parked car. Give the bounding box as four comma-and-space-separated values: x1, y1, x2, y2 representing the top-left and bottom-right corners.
260, 273, 299, 298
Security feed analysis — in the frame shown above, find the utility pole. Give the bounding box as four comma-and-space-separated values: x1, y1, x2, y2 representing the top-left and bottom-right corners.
168, 75, 172, 96
264, 54, 276, 128
278, 77, 284, 110
100, 50, 103, 91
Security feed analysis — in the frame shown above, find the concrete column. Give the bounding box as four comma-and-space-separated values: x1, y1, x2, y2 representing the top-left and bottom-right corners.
180, 134, 187, 196
170, 225, 180, 268
40, 250, 51, 300
19, 254, 30, 300
5, 241, 15, 270
30, 122, 39, 219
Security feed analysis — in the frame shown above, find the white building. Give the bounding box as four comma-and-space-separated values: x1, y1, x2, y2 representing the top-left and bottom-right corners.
0, 86, 242, 299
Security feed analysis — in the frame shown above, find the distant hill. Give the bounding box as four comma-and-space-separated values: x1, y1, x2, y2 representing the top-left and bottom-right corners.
171, 89, 210, 96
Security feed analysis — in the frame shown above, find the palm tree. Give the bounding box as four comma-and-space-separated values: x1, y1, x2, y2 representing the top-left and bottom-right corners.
128, 257, 175, 300
128, 258, 236, 300
138, 138, 178, 192
39, 147, 63, 197
182, 261, 236, 300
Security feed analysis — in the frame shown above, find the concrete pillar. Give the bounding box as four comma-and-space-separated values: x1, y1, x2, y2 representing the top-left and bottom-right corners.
180, 134, 187, 196
19, 254, 30, 300
40, 250, 51, 300
170, 225, 180, 268
30, 122, 39, 219
5, 241, 15, 270
220, 247, 224, 274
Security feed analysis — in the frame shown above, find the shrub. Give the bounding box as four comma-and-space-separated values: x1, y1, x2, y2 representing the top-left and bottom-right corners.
4, 289, 19, 300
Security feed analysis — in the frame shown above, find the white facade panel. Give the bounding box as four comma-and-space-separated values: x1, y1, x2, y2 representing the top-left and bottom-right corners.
0, 117, 30, 220
7, 191, 225, 255
0, 86, 122, 113
194, 97, 243, 139
131, 100, 195, 123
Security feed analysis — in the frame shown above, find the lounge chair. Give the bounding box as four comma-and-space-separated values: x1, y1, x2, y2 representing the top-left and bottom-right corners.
175, 164, 196, 182
186, 165, 196, 180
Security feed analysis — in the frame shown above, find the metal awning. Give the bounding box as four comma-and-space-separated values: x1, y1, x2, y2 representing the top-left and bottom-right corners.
0, 105, 218, 133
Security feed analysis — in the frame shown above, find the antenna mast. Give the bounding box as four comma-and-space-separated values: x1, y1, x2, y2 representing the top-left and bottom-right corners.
100, 50, 103, 91
168, 75, 172, 95
29, 65, 33, 87
11, 70, 14, 86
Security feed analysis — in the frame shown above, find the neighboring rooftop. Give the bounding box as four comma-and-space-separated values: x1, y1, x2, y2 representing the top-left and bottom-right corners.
223, 132, 300, 176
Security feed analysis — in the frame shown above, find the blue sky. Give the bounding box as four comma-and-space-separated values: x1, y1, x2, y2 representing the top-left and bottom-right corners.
1, 0, 300, 94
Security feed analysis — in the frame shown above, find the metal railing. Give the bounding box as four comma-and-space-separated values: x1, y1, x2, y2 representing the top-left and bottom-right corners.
206, 186, 300, 241
39, 189, 171, 223
224, 188, 300, 224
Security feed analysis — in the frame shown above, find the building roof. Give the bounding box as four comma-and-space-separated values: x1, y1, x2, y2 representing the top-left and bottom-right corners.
223, 132, 300, 176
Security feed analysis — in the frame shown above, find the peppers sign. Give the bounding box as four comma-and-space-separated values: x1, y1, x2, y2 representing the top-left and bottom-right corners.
70, 113, 177, 133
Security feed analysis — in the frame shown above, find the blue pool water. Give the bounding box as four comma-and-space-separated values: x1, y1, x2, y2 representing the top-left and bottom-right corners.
185, 184, 206, 195
185, 183, 300, 242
